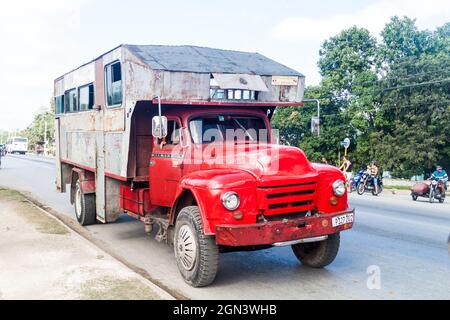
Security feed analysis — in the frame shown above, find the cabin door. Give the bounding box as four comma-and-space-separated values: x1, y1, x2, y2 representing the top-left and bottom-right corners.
149, 118, 184, 206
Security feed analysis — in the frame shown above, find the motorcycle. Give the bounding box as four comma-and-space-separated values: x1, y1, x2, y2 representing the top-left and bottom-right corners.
411, 179, 446, 203
349, 169, 365, 193
357, 172, 383, 196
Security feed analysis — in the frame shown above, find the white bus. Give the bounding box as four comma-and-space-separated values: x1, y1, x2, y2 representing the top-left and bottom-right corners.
6, 137, 28, 155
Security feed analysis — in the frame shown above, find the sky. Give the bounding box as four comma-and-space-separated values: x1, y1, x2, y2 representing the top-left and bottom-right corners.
0, 0, 449, 131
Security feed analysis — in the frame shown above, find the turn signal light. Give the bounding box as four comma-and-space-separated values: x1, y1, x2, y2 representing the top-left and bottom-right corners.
233, 210, 243, 220
329, 196, 338, 206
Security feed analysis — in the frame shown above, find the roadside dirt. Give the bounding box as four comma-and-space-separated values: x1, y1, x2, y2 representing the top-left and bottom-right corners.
0, 187, 173, 300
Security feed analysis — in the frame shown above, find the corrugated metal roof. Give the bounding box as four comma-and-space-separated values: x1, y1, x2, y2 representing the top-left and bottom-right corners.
124, 44, 303, 77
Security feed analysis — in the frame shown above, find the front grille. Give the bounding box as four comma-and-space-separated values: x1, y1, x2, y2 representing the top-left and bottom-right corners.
257, 182, 317, 215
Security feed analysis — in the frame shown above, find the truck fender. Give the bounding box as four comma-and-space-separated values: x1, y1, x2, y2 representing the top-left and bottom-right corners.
170, 186, 213, 235
70, 168, 96, 204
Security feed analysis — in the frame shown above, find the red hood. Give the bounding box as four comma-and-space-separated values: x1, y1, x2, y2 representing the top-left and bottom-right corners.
194, 143, 319, 186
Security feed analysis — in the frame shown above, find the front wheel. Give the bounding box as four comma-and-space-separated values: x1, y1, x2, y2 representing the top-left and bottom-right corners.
411, 194, 418, 201
291, 233, 340, 268
429, 189, 434, 203
357, 182, 366, 195
174, 206, 219, 287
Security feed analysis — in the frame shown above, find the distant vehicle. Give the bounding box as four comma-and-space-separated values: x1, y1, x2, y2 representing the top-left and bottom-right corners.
349, 168, 365, 193
35, 141, 45, 155
6, 137, 28, 155
411, 180, 446, 203
357, 171, 383, 196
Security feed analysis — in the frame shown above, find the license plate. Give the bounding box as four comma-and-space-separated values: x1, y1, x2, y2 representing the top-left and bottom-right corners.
332, 213, 354, 227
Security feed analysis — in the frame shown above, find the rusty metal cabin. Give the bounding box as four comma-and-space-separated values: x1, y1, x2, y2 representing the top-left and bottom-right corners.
54, 44, 305, 222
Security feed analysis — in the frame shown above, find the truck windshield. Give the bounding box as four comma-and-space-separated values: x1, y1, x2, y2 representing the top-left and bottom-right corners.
14, 138, 27, 143
189, 115, 267, 144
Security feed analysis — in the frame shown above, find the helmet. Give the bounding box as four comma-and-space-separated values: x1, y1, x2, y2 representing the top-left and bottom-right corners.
436, 165, 443, 170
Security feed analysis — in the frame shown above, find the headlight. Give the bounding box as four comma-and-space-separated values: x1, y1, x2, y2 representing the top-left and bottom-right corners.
332, 180, 346, 197
221, 192, 240, 211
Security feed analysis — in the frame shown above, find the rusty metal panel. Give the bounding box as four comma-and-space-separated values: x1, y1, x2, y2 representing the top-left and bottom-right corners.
65, 131, 96, 168
104, 108, 125, 132
258, 75, 304, 103
54, 78, 64, 96
95, 58, 105, 108
95, 130, 106, 221
104, 132, 123, 175
62, 62, 95, 91
162, 71, 210, 100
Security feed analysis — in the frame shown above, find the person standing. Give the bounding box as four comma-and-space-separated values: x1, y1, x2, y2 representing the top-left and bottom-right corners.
339, 156, 352, 182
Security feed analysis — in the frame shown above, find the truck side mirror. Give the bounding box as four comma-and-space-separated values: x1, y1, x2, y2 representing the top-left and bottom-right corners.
152, 116, 168, 138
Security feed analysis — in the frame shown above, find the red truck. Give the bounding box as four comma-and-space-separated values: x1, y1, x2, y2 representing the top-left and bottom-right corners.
54, 44, 354, 287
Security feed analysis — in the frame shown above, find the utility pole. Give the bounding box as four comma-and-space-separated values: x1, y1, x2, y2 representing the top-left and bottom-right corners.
44, 120, 48, 155
303, 99, 320, 136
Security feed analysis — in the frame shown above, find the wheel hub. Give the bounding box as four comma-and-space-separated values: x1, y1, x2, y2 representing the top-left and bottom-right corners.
176, 225, 197, 271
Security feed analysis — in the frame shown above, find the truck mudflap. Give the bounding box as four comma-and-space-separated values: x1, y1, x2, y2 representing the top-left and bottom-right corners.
215, 209, 354, 246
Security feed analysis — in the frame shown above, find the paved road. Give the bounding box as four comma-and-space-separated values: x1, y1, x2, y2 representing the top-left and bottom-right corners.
1, 154, 449, 299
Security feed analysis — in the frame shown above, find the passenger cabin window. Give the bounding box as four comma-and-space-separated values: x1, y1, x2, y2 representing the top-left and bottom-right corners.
79, 83, 94, 111
55, 95, 64, 114
64, 89, 77, 113
105, 62, 122, 106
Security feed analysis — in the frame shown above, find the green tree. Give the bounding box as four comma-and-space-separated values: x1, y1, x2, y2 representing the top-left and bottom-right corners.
272, 17, 450, 178
373, 18, 450, 177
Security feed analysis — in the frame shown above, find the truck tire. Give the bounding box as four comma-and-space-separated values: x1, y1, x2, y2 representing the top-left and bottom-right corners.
74, 180, 96, 226
291, 232, 340, 268
174, 206, 219, 287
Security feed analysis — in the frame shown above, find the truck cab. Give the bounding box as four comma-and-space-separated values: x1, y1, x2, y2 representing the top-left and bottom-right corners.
54, 44, 354, 287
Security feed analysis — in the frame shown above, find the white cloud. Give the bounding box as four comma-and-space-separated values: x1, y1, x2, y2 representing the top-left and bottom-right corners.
271, 0, 450, 41
267, 0, 449, 87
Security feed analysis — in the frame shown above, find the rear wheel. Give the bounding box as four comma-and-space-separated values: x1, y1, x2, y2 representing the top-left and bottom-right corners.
291, 233, 340, 268
174, 206, 219, 287
74, 180, 96, 226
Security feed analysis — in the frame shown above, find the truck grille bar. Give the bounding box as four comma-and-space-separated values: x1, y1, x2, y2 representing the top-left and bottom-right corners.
257, 182, 317, 215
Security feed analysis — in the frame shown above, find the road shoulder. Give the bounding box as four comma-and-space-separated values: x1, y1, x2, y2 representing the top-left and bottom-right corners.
0, 187, 174, 300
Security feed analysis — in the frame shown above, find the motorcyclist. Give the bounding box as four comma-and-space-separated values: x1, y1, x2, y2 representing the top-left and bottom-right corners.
367, 160, 379, 195
431, 165, 448, 192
